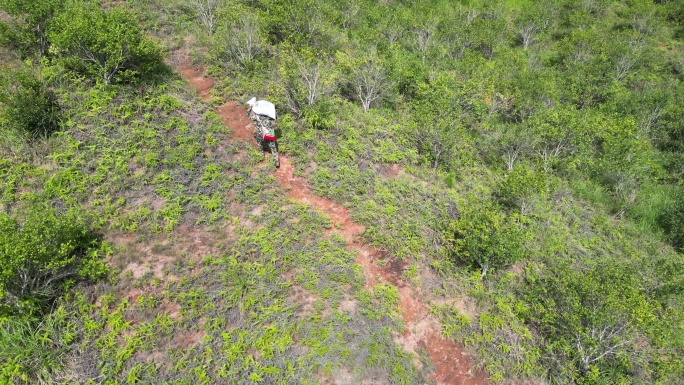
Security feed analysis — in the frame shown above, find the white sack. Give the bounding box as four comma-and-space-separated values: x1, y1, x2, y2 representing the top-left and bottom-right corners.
252, 100, 277, 120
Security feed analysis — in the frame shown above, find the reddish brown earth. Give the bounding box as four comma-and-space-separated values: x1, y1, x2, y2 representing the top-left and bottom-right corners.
177, 64, 256, 144
179, 64, 491, 385
216, 101, 256, 143
178, 65, 212, 99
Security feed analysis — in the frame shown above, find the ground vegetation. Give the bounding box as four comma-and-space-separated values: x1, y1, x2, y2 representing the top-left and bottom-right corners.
1, 0, 683, 384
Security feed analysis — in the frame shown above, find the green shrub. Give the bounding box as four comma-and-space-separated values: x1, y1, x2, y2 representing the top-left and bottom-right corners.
657, 186, 684, 250
0, 204, 108, 317
0, 0, 65, 57
48, 2, 162, 85
443, 202, 526, 277
302, 100, 335, 130
525, 262, 658, 382
0, 67, 60, 139
497, 164, 549, 215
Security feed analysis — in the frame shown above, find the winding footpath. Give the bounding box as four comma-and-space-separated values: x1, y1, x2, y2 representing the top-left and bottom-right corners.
178, 62, 490, 385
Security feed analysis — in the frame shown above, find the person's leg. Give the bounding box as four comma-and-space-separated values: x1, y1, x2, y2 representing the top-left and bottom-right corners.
269, 141, 280, 168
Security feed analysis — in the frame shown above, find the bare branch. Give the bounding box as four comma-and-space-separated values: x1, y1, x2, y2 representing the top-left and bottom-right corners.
516, 22, 540, 50
191, 0, 223, 35
227, 15, 262, 68
351, 59, 389, 113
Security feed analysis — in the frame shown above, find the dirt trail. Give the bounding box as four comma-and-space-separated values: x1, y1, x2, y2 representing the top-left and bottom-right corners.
180, 65, 490, 385
178, 64, 255, 143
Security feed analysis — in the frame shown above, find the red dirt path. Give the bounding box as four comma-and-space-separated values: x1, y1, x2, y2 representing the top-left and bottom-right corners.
179, 64, 491, 385
216, 101, 256, 143
178, 64, 255, 143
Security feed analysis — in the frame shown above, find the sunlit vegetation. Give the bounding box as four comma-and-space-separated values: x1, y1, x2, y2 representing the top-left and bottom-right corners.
1, 0, 684, 383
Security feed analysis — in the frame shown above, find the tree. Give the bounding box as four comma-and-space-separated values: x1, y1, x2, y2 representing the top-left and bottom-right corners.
258, 0, 330, 48
0, 67, 60, 139
338, 0, 361, 30
191, 0, 224, 35
444, 202, 526, 277
484, 123, 531, 171
225, 13, 263, 70
526, 262, 657, 381
410, 75, 465, 169
464, 8, 511, 60
667, 0, 684, 39
0, 0, 65, 57
657, 188, 684, 250
515, 22, 540, 50
0, 205, 108, 317
276, 49, 336, 129
512, 5, 549, 51
349, 53, 390, 113
528, 106, 578, 172
498, 164, 549, 215
280, 51, 333, 117
413, 115, 461, 169
48, 3, 162, 85
591, 115, 660, 211
413, 19, 438, 64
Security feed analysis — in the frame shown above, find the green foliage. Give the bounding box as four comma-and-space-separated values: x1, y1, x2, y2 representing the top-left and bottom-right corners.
657, 187, 684, 250
275, 47, 338, 119
498, 164, 549, 215
0, 67, 60, 140
0, 0, 64, 57
0, 204, 108, 317
0, 306, 76, 384
525, 261, 658, 382
208, 8, 265, 73
410, 74, 469, 169
2, 0, 684, 383
444, 202, 526, 277
48, 2, 162, 85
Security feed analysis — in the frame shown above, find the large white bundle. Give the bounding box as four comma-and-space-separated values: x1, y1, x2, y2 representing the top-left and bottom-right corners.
252, 100, 277, 120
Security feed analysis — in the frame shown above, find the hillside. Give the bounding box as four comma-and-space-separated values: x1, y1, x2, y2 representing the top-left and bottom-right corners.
1, 0, 684, 384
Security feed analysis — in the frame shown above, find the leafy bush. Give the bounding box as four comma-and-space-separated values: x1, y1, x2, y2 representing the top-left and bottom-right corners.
657, 187, 684, 250
0, 205, 108, 317
301, 100, 335, 130
444, 202, 526, 277
525, 262, 657, 382
498, 164, 549, 215
48, 2, 162, 85
0, 0, 65, 57
410, 74, 467, 169
0, 67, 60, 139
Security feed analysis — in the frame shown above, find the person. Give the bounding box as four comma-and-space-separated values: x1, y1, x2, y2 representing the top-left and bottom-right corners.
246, 97, 280, 168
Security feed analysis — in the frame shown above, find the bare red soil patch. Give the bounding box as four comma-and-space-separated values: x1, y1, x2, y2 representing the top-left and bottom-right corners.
178, 64, 253, 144
178, 62, 490, 385
216, 101, 255, 143
178, 65, 213, 99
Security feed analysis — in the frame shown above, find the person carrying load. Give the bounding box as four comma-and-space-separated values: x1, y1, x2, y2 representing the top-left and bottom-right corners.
247, 97, 280, 168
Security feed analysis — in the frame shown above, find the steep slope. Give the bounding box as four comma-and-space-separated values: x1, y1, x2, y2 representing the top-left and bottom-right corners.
179, 59, 490, 384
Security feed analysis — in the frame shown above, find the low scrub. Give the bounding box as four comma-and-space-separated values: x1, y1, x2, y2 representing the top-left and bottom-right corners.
0, 67, 60, 140
0, 204, 109, 317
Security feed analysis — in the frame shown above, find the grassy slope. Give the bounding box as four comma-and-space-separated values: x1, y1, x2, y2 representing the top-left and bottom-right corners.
1, 42, 429, 385
35, 82, 432, 383
2, 0, 684, 384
